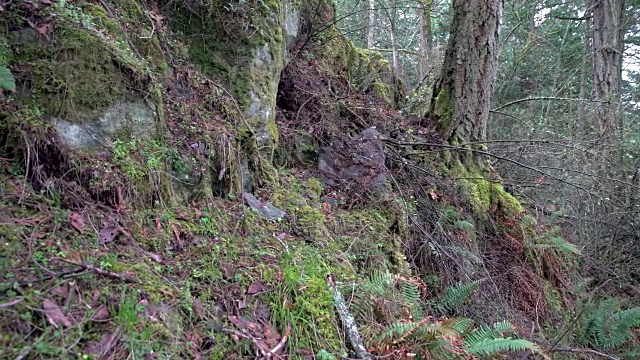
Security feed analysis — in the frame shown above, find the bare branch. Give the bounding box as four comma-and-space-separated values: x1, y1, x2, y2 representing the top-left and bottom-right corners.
492, 96, 611, 112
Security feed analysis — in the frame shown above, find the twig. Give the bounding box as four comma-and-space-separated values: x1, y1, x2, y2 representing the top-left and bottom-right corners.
0, 297, 24, 308
492, 96, 611, 112
261, 323, 292, 359
54, 258, 137, 283
221, 328, 269, 357
551, 347, 620, 360
327, 275, 372, 359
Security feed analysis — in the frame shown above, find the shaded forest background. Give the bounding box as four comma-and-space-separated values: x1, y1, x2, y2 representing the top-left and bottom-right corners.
1, 0, 640, 359
336, 0, 640, 291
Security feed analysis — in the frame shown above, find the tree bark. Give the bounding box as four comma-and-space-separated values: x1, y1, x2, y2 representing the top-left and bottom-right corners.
428, 0, 503, 145
418, 0, 433, 81
591, 0, 625, 139
367, 0, 375, 49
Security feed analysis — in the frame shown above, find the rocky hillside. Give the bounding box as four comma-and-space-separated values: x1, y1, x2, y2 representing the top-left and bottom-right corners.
0, 0, 586, 358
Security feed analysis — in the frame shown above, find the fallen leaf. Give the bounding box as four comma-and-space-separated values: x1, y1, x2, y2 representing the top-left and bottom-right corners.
84, 332, 119, 357
155, 215, 162, 231
170, 221, 181, 243
91, 305, 110, 321
236, 299, 247, 310
43, 298, 72, 328
99, 226, 119, 244
247, 281, 267, 295
69, 212, 85, 232
149, 11, 164, 23
193, 298, 204, 320
144, 250, 162, 263
36, 23, 52, 38
176, 209, 189, 220
222, 265, 234, 279
50, 283, 71, 298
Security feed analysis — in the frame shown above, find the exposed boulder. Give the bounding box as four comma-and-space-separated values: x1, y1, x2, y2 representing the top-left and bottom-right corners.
318, 126, 388, 197
53, 101, 156, 150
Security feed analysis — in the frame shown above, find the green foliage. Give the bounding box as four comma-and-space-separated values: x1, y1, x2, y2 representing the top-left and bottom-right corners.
463, 322, 547, 358
530, 226, 581, 256
0, 66, 15, 92
576, 298, 640, 351
466, 338, 545, 357
464, 321, 517, 345
354, 271, 547, 358
431, 280, 481, 314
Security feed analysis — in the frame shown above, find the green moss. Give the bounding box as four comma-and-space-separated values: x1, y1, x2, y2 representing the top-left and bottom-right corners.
0, 38, 11, 67
541, 279, 564, 314
305, 177, 323, 201
445, 162, 524, 217
271, 246, 343, 354
433, 88, 454, 138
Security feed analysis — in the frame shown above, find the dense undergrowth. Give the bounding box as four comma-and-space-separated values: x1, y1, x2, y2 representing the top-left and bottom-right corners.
1, 0, 639, 359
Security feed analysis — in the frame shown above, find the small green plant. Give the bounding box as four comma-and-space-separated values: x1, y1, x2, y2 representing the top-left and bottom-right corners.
576, 298, 640, 351
197, 217, 219, 236
0, 66, 16, 92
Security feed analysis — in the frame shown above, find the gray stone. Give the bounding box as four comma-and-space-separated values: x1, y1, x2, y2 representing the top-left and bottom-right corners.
243, 192, 286, 220
53, 101, 156, 150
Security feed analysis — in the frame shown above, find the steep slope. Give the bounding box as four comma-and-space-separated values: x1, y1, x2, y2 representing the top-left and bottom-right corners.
0, 0, 584, 358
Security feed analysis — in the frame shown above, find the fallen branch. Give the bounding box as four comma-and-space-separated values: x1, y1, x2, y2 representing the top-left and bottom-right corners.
262, 324, 292, 360
0, 297, 24, 308
327, 275, 372, 360
55, 258, 137, 283
221, 323, 291, 359
551, 347, 620, 360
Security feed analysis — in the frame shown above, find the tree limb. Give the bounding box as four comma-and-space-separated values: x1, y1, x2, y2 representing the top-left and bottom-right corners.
551, 347, 620, 360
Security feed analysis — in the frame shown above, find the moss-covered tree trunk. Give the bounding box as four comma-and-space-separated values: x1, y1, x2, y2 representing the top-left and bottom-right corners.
428, 0, 502, 147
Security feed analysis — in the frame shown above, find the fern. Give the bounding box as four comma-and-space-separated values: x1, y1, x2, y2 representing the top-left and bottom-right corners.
530, 235, 581, 255
454, 220, 475, 232
0, 67, 15, 92
355, 272, 548, 359
432, 280, 481, 314
464, 321, 516, 345
400, 281, 423, 320
449, 317, 474, 335
464, 322, 549, 359
577, 298, 640, 350
466, 338, 546, 357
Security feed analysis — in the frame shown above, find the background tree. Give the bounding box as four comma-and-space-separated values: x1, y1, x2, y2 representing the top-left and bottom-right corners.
429, 0, 503, 147
591, 0, 625, 138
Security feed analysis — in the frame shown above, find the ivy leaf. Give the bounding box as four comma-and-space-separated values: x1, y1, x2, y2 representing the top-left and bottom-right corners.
0, 67, 16, 92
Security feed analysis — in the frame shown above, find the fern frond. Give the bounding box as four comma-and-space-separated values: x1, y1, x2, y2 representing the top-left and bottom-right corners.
466, 338, 548, 358
621, 349, 640, 359
549, 236, 582, 255
464, 321, 517, 346
449, 317, 474, 335
577, 298, 640, 350
433, 280, 481, 313
399, 281, 422, 319
368, 271, 393, 295
454, 220, 475, 232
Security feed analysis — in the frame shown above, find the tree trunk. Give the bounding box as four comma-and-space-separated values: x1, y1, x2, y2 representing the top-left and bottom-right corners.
389, 0, 399, 72
418, 0, 433, 81
367, 0, 375, 49
428, 0, 503, 146
579, 18, 591, 134
591, 0, 625, 139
